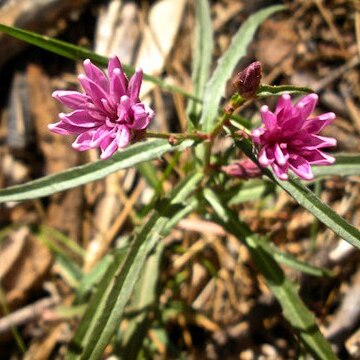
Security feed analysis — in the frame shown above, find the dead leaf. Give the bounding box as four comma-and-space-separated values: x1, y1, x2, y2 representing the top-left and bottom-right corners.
136, 0, 187, 96
2, 231, 52, 307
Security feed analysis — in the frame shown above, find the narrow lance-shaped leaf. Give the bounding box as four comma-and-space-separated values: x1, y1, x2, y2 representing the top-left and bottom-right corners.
0, 24, 200, 102
203, 188, 338, 360
67, 249, 128, 357
236, 139, 360, 251
200, 5, 285, 132
256, 84, 313, 97
68, 173, 202, 360
225, 180, 268, 205
0, 139, 193, 203
187, 0, 213, 125
116, 242, 164, 358
258, 238, 333, 278
276, 175, 360, 250
136, 162, 163, 194
74, 247, 129, 304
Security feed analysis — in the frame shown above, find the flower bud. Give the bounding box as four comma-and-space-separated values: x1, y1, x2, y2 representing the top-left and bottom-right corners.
233, 61, 262, 100
222, 158, 261, 179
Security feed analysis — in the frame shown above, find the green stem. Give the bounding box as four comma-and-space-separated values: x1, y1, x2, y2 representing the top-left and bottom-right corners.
213, 94, 246, 137
146, 131, 209, 143
145, 131, 173, 140
203, 94, 246, 171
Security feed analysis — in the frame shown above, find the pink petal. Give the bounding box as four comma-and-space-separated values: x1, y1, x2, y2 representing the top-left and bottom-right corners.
72, 130, 96, 151
100, 136, 118, 159
60, 110, 101, 128
110, 68, 128, 103
302, 149, 336, 165
275, 94, 293, 123
108, 55, 124, 79
116, 125, 131, 148
258, 145, 275, 167
52, 90, 89, 109
128, 68, 143, 102
117, 95, 131, 122
272, 162, 289, 180
251, 127, 265, 145
90, 125, 114, 147
274, 143, 289, 166
87, 107, 107, 121
83, 59, 108, 90
260, 105, 277, 131
101, 99, 116, 114
48, 120, 85, 135
281, 113, 303, 137
295, 93, 318, 120
78, 74, 112, 111
302, 112, 336, 134
275, 94, 291, 113
305, 134, 337, 149
129, 103, 154, 129
288, 154, 314, 180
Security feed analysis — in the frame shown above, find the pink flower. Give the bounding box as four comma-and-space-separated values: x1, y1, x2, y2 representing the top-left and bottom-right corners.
49, 56, 155, 159
251, 94, 336, 180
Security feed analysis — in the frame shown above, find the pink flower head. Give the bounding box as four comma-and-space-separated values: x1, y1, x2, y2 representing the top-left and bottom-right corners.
49, 56, 155, 159
251, 94, 336, 180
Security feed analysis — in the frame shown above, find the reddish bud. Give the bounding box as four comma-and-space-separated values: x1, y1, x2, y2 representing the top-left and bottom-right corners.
233, 61, 262, 100
222, 158, 262, 179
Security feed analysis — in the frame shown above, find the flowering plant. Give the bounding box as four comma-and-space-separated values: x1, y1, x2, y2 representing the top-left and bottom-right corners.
0, 3, 359, 360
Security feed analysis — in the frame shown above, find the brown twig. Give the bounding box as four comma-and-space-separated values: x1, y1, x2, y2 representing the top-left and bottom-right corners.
0, 296, 59, 334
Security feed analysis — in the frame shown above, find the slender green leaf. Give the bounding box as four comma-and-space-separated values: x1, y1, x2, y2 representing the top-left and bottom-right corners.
115, 242, 164, 358
0, 24, 200, 102
36, 226, 80, 263
313, 154, 360, 177
187, 0, 213, 123
203, 188, 337, 360
40, 225, 85, 258
272, 250, 333, 277
36, 227, 83, 287
54, 254, 82, 288
0, 139, 193, 203
136, 162, 162, 193
227, 180, 268, 205
276, 175, 360, 250
229, 114, 252, 129
68, 173, 202, 360
200, 5, 285, 132
257, 84, 313, 97
236, 139, 360, 251
68, 249, 128, 357
75, 247, 129, 304
263, 242, 333, 278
